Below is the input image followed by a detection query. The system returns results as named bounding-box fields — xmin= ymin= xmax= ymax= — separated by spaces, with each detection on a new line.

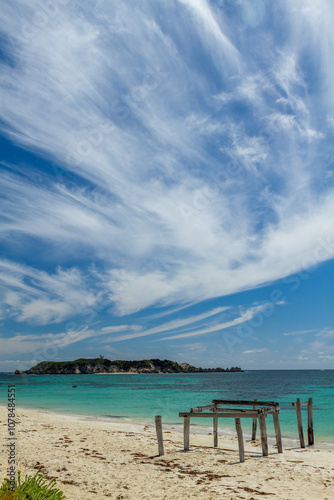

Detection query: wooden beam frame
xmin=179 ymin=409 xmax=270 ymax=460
xmin=180 ymin=399 xmax=283 ymax=461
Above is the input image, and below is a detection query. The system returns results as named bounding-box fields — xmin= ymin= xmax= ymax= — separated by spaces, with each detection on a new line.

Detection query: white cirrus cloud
xmin=0 ymin=0 xmax=333 ymax=326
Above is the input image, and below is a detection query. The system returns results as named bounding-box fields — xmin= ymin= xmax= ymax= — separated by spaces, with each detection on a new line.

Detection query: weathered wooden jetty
xmin=179 ymin=399 xmax=283 ymax=462
xmin=155 ymin=397 xmax=315 ymax=459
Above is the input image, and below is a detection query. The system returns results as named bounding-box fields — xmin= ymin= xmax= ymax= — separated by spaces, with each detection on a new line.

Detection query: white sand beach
xmin=1 ymin=406 xmax=333 ymax=499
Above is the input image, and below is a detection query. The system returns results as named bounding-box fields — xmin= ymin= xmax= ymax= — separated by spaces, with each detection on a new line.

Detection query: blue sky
xmin=1 ymin=0 xmax=334 ymax=372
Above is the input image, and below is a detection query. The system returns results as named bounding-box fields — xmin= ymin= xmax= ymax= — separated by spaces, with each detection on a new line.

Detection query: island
xmin=15 ymin=358 xmax=243 ymax=375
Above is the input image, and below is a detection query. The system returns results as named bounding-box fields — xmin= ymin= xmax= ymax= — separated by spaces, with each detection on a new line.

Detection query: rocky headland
xmin=15 ymin=358 xmax=243 ymax=375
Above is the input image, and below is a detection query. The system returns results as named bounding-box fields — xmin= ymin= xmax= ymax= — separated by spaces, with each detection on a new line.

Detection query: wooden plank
xmin=307 ymin=398 xmax=314 ymax=446
xmin=212 ymin=399 xmax=279 ymax=407
xmin=213 ymin=408 xmax=261 ymax=414
xmin=258 ymin=413 xmax=268 ymax=457
xmin=252 ymin=399 xmax=257 ymax=441
xmin=210 ymin=407 xmax=275 ymax=414
xmin=235 ymin=418 xmax=245 ymax=463
xmin=292 ymin=401 xmax=308 ymax=406
xmin=295 ymin=398 xmax=305 ymax=448
xmin=258 ymin=408 xmax=276 ymax=414
xmin=273 ymin=410 xmax=283 ymax=453
xmin=179 ymin=411 xmax=261 ymax=419
xmin=184 ymin=415 xmax=190 ymax=451
xmin=213 ymin=407 xmax=218 ymax=448
xmin=155 ymin=415 xmax=164 ymax=456
xmin=191 ymin=404 xmax=216 ymax=412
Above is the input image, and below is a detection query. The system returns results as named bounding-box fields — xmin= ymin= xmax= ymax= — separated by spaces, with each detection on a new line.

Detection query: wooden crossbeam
xmin=209 ymin=407 xmax=276 ymax=414
xmin=191 ymin=403 xmax=216 ymax=412
xmin=212 ymin=399 xmax=279 ymax=407
xmin=210 ymin=408 xmax=255 ymax=413
xmin=179 ymin=411 xmax=264 ymax=419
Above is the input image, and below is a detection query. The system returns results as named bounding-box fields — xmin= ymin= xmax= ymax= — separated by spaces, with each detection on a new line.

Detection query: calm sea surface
xmin=1 ymin=370 xmax=333 ymax=444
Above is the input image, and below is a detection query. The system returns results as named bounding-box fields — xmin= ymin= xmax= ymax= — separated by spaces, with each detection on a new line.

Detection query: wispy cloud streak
xmin=0 ymin=0 xmax=333 ymax=328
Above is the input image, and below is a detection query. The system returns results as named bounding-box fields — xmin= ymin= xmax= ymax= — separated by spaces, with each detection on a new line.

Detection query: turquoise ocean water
xmin=0 ymin=370 xmax=333 ymax=445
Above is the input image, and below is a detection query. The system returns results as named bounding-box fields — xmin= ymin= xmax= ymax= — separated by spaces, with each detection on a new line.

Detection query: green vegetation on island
xmin=15 ymin=358 xmax=243 ymax=375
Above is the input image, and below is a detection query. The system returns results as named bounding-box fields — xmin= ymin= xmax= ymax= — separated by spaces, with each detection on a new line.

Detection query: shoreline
xmin=0 ymin=406 xmax=333 ymax=499
xmin=13 ymin=372 xmax=151 ymax=376
xmin=12 ymin=371 xmax=242 ymax=375
xmin=1 ymin=402 xmax=333 ymax=448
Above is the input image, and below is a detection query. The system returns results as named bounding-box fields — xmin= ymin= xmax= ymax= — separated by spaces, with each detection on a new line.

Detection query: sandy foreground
xmin=0 ymin=406 xmax=333 ymax=500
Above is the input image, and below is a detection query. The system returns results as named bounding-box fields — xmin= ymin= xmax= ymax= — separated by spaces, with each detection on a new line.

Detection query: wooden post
xmin=258 ymin=412 xmax=268 ymax=457
xmin=213 ymin=405 xmax=218 ymax=448
xmin=235 ymin=418 xmax=244 ymax=462
xmin=184 ymin=415 xmax=190 ymax=451
xmin=252 ymin=399 xmax=257 ymax=441
xmin=273 ymin=410 xmax=283 ymax=453
xmin=295 ymin=398 xmax=305 ymax=448
xmin=155 ymin=416 xmax=164 ymax=456
xmin=307 ymin=398 xmax=314 ymax=446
